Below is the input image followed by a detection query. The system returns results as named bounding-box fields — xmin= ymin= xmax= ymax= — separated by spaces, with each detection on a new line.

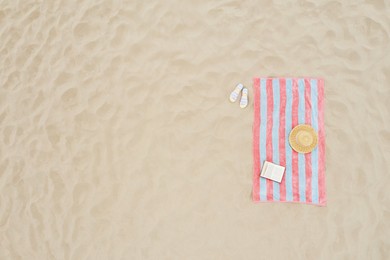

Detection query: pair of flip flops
xmin=229 ymin=83 xmax=248 ymax=108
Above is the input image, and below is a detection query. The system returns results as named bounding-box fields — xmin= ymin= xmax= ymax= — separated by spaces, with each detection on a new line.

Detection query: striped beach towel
xmin=252 ymin=77 xmax=326 ymax=206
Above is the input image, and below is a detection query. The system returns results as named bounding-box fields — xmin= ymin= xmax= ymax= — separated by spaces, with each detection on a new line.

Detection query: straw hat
xmin=289 ymin=124 xmax=318 ymax=153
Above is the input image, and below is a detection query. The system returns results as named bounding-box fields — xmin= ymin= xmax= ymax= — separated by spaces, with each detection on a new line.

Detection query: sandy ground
xmin=1 ymin=0 xmax=390 ymax=259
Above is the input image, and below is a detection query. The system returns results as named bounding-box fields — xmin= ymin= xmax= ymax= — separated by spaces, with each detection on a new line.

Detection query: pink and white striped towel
xmin=252 ymin=77 xmax=326 ymax=206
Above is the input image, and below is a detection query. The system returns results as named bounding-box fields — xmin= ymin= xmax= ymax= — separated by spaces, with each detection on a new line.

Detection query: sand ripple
xmin=0 ymin=0 xmax=389 ymax=259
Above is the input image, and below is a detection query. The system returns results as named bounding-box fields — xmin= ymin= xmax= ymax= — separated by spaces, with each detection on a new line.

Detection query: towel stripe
xmin=298 ymin=79 xmax=306 ymax=202
xmin=318 ymin=79 xmax=326 ymax=205
xmin=266 ymin=78 xmax=274 ymax=201
xmin=272 ymin=79 xmax=280 ymax=201
xmin=291 ymin=80 xmax=299 ymax=202
xmin=304 ymin=79 xmax=312 ymax=203
xmin=310 ymin=79 xmax=319 ymax=204
xmin=259 ymin=79 xmax=267 ymax=201
xmin=279 ymin=79 xmax=286 ymax=201
xmin=285 ymin=79 xmax=293 ymax=201
xmin=252 ymin=78 xmax=260 ymax=201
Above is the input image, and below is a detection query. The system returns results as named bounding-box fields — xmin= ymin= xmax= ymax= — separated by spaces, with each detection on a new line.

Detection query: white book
xmin=260 ymin=161 xmax=285 ymax=183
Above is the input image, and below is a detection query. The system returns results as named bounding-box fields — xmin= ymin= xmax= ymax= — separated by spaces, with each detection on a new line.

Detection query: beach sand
xmin=1 ymin=0 xmax=389 ymax=259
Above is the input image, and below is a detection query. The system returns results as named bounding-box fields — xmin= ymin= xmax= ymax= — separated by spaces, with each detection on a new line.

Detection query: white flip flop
xmin=229 ymin=83 xmax=244 ymax=103
xmin=240 ymin=87 xmax=248 ymax=108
